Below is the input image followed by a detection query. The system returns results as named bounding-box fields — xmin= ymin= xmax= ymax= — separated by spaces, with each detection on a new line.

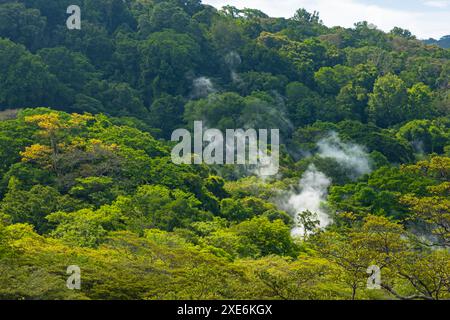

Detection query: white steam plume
xmin=279 ymin=132 xmax=372 ymax=238
xmin=317 ymin=132 xmax=371 ymax=178
xmin=281 ymin=165 xmax=332 ymax=237
xmin=191 ymin=77 xmax=216 ymax=99
xmin=224 ymin=51 xmax=242 ymax=83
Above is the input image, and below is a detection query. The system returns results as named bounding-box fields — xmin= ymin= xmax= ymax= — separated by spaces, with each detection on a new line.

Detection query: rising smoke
xmin=317 ymin=132 xmax=371 ymax=178
xmin=224 ymin=51 xmax=242 ymax=83
xmin=191 ymin=77 xmax=217 ymax=99
xmin=286 ymin=164 xmax=332 ymax=237
xmin=280 ymin=132 xmax=372 ymax=238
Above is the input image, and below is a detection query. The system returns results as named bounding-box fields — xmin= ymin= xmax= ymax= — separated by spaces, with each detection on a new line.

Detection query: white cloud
xmin=423 ymin=1 xmax=450 ymax=8
xmin=203 ymin=0 xmax=450 ymax=39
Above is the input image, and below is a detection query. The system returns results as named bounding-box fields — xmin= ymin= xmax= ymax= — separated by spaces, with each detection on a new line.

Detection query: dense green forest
xmin=0 ymin=0 xmax=449 ymax=300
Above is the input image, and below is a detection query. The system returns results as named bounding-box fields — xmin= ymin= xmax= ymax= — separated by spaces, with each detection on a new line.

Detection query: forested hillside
xmin=0 ymin=0 xmax=449 ymax=300
xmin=424 ymin=35 xmax=450 ymax=49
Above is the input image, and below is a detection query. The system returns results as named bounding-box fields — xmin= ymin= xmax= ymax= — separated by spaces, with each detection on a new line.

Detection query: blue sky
xmin=202 ymin=0 xmax=450 ymax=39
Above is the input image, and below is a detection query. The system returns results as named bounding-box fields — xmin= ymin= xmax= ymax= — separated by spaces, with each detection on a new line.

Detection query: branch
xmin=381 ymin=284 xmax=435 ymax=301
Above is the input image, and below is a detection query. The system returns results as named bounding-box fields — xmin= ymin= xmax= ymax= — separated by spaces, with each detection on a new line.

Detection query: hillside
xmin=0 ymin=0 xmax=449 ymax=300
xmin=424 ymin=35 xmax=450 ymax=49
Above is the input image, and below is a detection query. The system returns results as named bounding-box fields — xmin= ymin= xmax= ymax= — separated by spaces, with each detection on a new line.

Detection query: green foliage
xmin=368 ymin=74 xmax=408 ymax=127
xmin=0 ymin=0 xmax=449 ymax=301
xmin=0 ymin=2 xmax=46 ymax=51
xmin=397 ymin=118 xmax=450 ymax=154
xmin=139 ymin=29 xmax=201 ymax=100
xmin=0 ymin=38 xmax=67 ymax=108
xmin=1 ymin=184 xmax=84 ymax=233
xmin=114 ymin=184 xmax=212 ymax=233
xmin=203 ymin=216 xmax=298 ymax=258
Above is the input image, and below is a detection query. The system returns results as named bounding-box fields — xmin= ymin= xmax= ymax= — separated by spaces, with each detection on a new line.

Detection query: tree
xmin=46 ymin=201 xmax=126 ymax=248
xmin=0 ymin=184 xmax=83 ymax=233
xmin=69 ymin=176 xmax=118 ymax=207
xmin=0 ymin=2 xmax=47 ymax=51
xmin=391 ymin=250 xmax=450 ymax=300
xmin=234 ymin=72 xmax=288 ymax=96
xmin=295 ymin=210 xmax=321 ymax=238
xmin=148 ymin=94 xmax=185 ymax=139
xmin=0 ymin=39 xmax=66 ymax=108
xmin=23 ymin=111 xmax=93 ymax=161
xmin=145 ymin=1 xmax=190 ymax=33
xmin=402 ymin=194 xmax=450 ymax=248
xmin=220 ymin=5 xmax=241 ymax=18
xmin=314 ymin=65 xmax=354 ymax=95
xmin=315 ymin=216 xmax=409 ymax=300
xmin=336 ymin=84 xmax=369 ymax=122
xmin=406 ymin=83 xmax=434 ymax=120
xmin=240 ymin=8 xmax=269 ymax=19
xmin=237 ymin=256 xmax=343 ymax=300
xmin=240 ymin=39 xmax=296 ymax=78
xmin=280 ymin=38 xmax=333 ymax=84
xmin=293 ymin=9 xmax=320 ymax=25
xmin=111 ymin=32 xmax=140 ymax=86
xmin=286 ymin=82 xmax=319 ymax=125
xmin=97 ymin=82 xmax=149 ymax=119
xmin=210 ymin=18 xmax=244 ymax=54
xmin=390 ymin=27 xmax=415 ymax=40
xmin=220 ymin=197 xmax=277 ymax=223
xmin=139 ymin=30 xmax=200 ymax=100
xmin=400 ymin=156 xmax=450 ymax=247
xmin=82 ymin=0 xmax=136 ymax=33
xmin=368 ymin=74 xmax=408 ymax=127
xmin=400 ymin=57 xmax=443 ymax=89
xmin=185 ymin=92 xmax=244 ymax=129
xmin=114 ymin=184 xmax=211 ymax=233
xmin=38 ymin=47 xmax=97 ymax=91
xmin=352 ymin=21 xmax=388 ymax=48
xmin=56 ymin=22 xmax=114 ymax=68
xmin=397 ymin=119 xmax=449 ymax=154
xmin=232 ymin=216 xmax=298 ymax=258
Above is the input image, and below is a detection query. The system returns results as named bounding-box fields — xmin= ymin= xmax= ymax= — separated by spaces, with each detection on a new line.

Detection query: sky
xmin=202 ymin=0 xmax=450 ymax=39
